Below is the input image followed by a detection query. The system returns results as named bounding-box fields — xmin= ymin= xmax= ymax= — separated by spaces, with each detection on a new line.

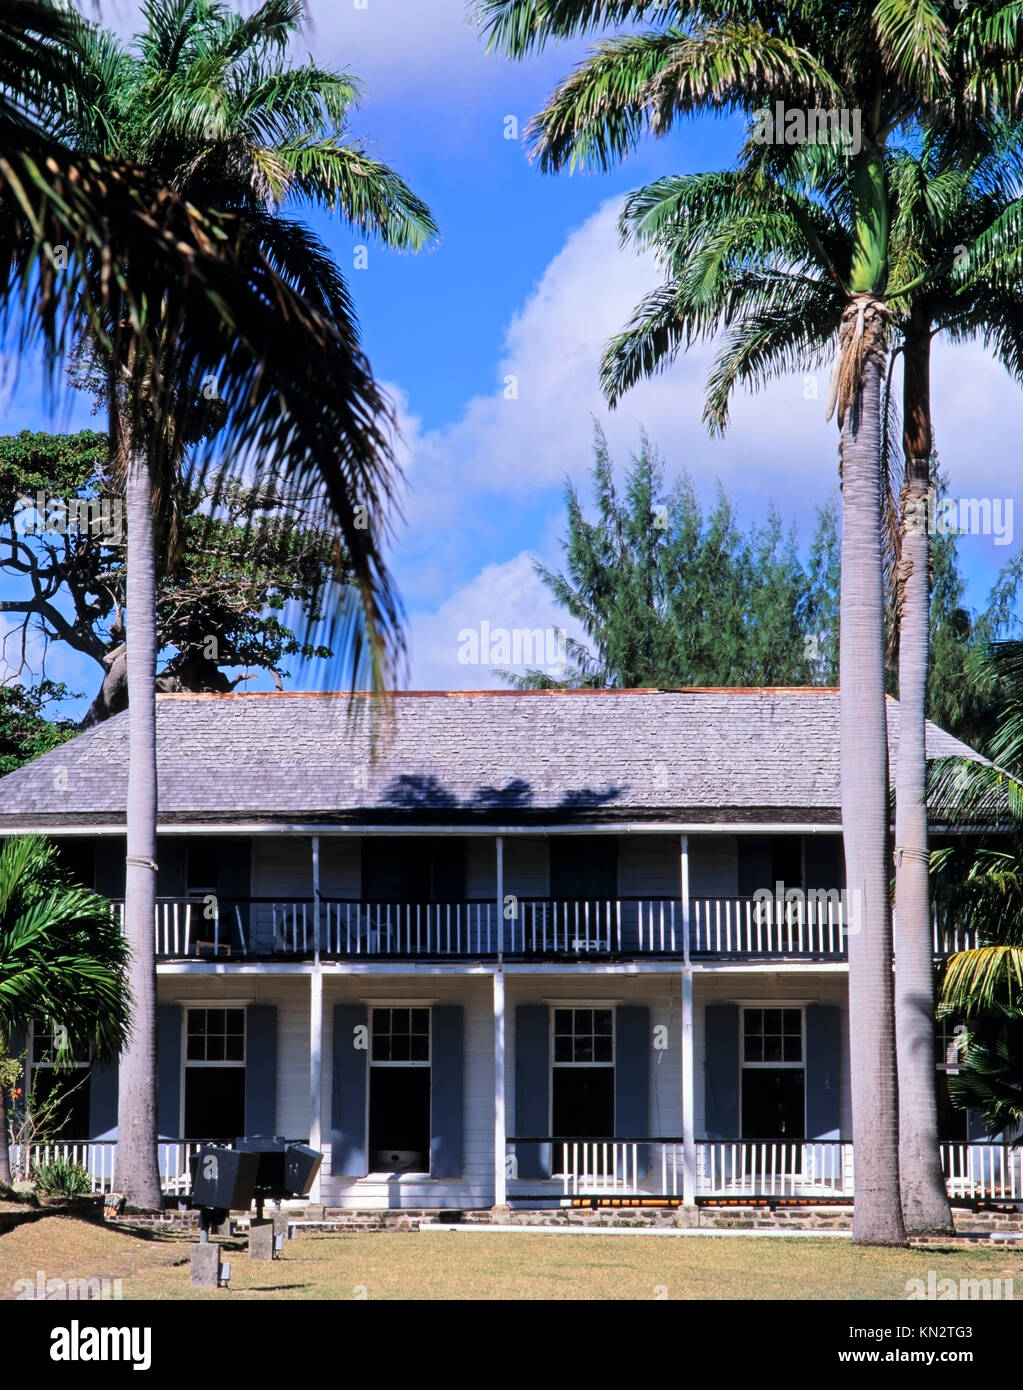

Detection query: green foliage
xmin=32 ymin=1156 xmax=92 ymax=1197
xmin=0 ymin=835 xmax=130 ymax=1064
xmin=502 ymin=424 xmax=839 ymax=689
xmin=0 ymin=429 xmax=347 ymax=715
xmin=0 ymin=682 xmax=78 ymax=775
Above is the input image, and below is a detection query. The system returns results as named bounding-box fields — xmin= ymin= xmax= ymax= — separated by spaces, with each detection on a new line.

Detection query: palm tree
xmin=3 ymin=1 xmax=433 ymax=1209
xmin=473 ymin=0 xmax=1023 ymax=1244
xmin=0 ymin=835 xmax=130 ymax=1184
xmin=929 ymin=640 xmax=1023 ymax=1138
xmin=601 ymin=131 xmax=1023 ymax=1231
xmin=54 ymin=0 xmax=435 ymax=1211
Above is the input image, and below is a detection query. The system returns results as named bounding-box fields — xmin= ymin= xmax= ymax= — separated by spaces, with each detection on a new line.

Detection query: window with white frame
xmin=29 ymin=1022 xmax=91 ymax=1139
xmin=741 ymin=1008 xmax=805 ymax=1141
xmin=369 ymin=1007 xmax=431 ymax=1171
xmin=552 ymin=1008 xmax=615 ymax=1172
xmin=184 ymin=1008 xmax=245 ymax=1141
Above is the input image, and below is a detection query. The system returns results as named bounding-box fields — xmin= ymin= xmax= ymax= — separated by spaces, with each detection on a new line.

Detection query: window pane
xmin=186 ymin=1036 xmax=205 ymax=1062
xmin=554 ymin=1036 xmax=573 ymax=1063
xmin=575 ymin=1009 xmax=592 ymax=1035
xmin=764 ymin=1009 xmax=782 ymax=1033
xmin=225 ymin=1035 xmax=244 ymax=1062
xmin=553 ymin=1010 xmax=572 ymax=1036
xmin=206 ymin=1009 xmax=225 ymax=1035
xmin=744 ymin=1011 xmax=761 ymax=1036
xmin=594 ymin=1037 xmax=613 ymax=1063
xmin=390 ymin=1035 xmax=411 ymax=1062
xmin=392 ymin=1009 xmax=410 ymax=1035
xmin=411 ymin=1009 xmax=429 ymax=1034
xmin=205 ymin=1035 xmax=225 ymax=1062
xmin=594 ymin=1010 xmax=613 ymax=1036
xmin=226 ymin=1010 xmax=245 ymax=1036
xmin=372 ymin=1009 xmax=390 ymax=1036
xmin=783 ymin=1010 xmax=801 ymax=1035
xmin=410 ymin=1035 xmax=429 ymax=1063
xmin=575 ymin=1036 xmax=593 ymax=1063
xmin=744 ymin=1036 xmax=763 ymax=1063
xmin=763 ymin=1035 xmax=782 ymax=1063
xmin=783 ymin=1035 xmax=802 ymax=1063
xmin=372 ymin=1035 xmax=390 ymax=1062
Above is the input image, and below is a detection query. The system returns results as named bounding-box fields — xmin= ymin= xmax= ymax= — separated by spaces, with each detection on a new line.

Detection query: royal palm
xmin=474 ymin=0 xmax=1023 ymax=1244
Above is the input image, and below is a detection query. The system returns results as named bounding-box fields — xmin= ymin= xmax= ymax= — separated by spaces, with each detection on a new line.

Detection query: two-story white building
xmin=1 ymin=687 xmax=1014 ymax=1212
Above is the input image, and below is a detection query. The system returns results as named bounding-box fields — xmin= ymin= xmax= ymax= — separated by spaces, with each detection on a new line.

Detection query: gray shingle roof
xmin=0 ymin=689 xmax=981 ymax=829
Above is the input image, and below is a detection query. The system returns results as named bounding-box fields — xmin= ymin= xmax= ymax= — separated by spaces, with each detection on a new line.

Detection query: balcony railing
xmin=114 ymin=895 xmax=972 ymax=962
xmin=698 ymin=1140 xmax=853 ymax=1198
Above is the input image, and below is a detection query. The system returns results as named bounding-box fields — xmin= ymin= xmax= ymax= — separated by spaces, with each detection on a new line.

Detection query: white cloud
xmin=393 ymin=196 xmax=1023 ymax=686
xmin=406 ymin=550 xmax=586 ymax=689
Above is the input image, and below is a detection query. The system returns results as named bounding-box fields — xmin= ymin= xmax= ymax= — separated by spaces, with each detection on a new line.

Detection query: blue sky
xmin=3 ymin=0 xmax=1021 ymax=713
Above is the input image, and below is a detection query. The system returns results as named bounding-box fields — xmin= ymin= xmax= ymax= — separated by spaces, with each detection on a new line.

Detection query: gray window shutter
xmin=245 ymin=1005 xmax=277 ymax=1139
xmin=430 ymin=1006 xmax=463 ymax=1178
xmin=515 ymin=1005 xmax=550 ymax=1179
xmin=805 ymin=1004 xmax=841 ymax=1139
xmin=157 ymin=1005 xmax=182 ymax=1138
xmin=615 ymin=1006 xmax=650 ymax=1177
xmin=704 ymin=1003 xmax=739 ymax=1138
xmin=331 ymin=1004 xmax=368 ymax=1177
xmin=89 ymin=1060 xmax=118 ymax=1139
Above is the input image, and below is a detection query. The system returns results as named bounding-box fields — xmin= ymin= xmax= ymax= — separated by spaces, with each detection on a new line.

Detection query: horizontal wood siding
xmin=694 ymin=974 xmax=850 ymax=1138
xmin=319 ymin=976 xmax=494 ymax=1209
xmin=689 ymin=835 xmax=738 ymax=898
xmin=506 ymin=975 xmax=682 ymax=1200
xmin=618 ymin=835 xmax=678 ymax=898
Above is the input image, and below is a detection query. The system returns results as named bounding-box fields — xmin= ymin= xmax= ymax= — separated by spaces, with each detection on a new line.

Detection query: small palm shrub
xmin=33 ymin=1157 xmax=93 ymax=1197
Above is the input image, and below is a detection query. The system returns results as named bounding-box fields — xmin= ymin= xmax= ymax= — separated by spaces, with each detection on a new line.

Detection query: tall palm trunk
xmin=113 ymin=441 xmax=163 ymax=1211
xmin=895 ymin=321 xmax=953 ymax=1233
xmin=839 ymin=297 xmax=907 ymax=1246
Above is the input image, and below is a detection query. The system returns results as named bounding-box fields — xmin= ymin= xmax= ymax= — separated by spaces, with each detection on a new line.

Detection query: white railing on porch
xmin=697 ymin=1141 xmax=854 ymax=1197
xmin=690 ymin=898 xmax=846 ymax=956
xmin=555 ymin=1141 xmax=685 ymax=1197
xmin=941 ymin=1143 xmax=1022 ymax=1201
xmin=9 ymin=1141 xmax=208 ymax=1196
xmin=114 ymin=900 xmax=245 ymax=958
xmin=324 ymin=900 xmax=496 ymax=955
xmin=116 ymin=894 xmax=976 ymax=961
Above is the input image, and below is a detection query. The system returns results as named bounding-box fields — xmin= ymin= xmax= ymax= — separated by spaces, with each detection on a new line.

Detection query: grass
xmin=0 ymin=1216 xmax=1021 ymax=1299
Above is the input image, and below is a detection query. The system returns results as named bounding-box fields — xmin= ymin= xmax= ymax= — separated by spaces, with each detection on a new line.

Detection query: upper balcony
xmin=117 ymin=895 xmax=975 ymax=963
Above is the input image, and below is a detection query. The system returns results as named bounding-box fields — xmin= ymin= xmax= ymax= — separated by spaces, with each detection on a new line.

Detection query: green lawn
xmin=1 ymin=1217 xmax=1021 ymax=1299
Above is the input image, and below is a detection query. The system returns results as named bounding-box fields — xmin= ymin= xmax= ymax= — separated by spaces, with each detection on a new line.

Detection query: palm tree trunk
xmin=895 ymin=325 xmax=953 ymax=1233
xmin=113 ymin=441 xmax=164 ymax=1211
xmin=839 ymin=298 xmax=906 ymax=1245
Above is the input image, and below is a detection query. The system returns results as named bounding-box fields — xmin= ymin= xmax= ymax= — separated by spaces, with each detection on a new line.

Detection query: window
xmin=184 ymin=1008 xmax=245 ymax=1141
xmin=741 ymin=1008 xmax=805 ymax=1142
xmin=552 ymin=1008 xmax=615 ymax=1172
xmin=362 ymin=841 xmax=465 ymax=902
xmin=29 ymin=1023 xmax=91 ymax=1140
xmin=369 ymin=1008 xmax=431 ymax=1170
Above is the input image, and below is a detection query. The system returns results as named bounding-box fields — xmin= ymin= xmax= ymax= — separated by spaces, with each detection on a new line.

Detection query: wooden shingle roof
xmin=0 ymin=688 xmax=981 ymax=829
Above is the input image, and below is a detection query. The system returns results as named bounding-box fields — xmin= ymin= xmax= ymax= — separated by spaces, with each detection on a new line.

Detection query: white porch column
xmin=496 ymin=834 xmax=505 ymax=959
xmin=680 ymin=833 xmax=691 ymax=968
xmin=309 ymin=964 xmax=323 ymax=1202
xmin=493 ymin=968 xmax=507 ymax=1208
xmin=681 ymin=967 xmax=697 ymax=1206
